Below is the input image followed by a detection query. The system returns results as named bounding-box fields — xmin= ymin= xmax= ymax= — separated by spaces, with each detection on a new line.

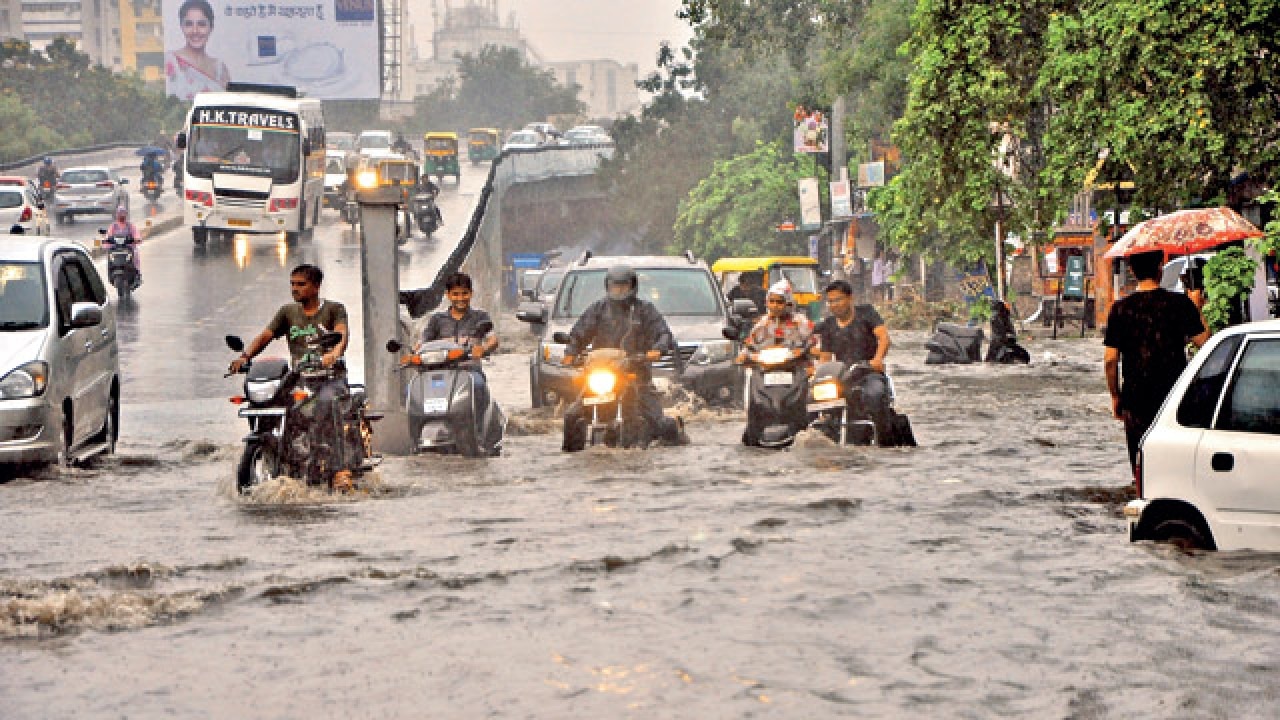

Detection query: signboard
xmin=958 ymin=261 xmax=998 ymax=305
xmin=857 ymin=161 xmax=885 ymax=188
xmin=808 ymin=235 xmax=820 ymax=261
xmin=798 ymin=177 xmax=822 ymax=230
xmin=830 ymin=175 xmax=852 ymax=220
xmin=793 ymin=107 xmax=829 ymax=154
xmin=162 ymin=0 xmax=380 ymax=100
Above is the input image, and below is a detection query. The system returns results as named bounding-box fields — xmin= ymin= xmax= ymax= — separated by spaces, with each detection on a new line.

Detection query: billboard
xmin=793 ymin=106 xmax=828 ymax=154
xmin=798 ymin=176 xmax=822 ymax=230
xmin=162 ymin=0 xmax=380 ymax=100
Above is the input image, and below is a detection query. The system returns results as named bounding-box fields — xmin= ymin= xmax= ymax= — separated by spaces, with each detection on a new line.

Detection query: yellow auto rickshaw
xmin=423 ymin=132 xmax=461 ymax=184
xmin=467 ymin=128 xmax=500 ymax=164
xmin=712 ymin=256 xmax=825 ymax=321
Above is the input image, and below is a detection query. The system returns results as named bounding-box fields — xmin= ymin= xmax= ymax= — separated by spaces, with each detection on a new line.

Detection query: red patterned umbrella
xmin=1103 ymin=207 xmax=1263 ymax=259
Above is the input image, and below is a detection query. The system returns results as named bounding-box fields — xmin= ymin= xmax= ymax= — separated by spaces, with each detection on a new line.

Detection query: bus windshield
xmin=187 ymin=107 xmax=301 ymax=184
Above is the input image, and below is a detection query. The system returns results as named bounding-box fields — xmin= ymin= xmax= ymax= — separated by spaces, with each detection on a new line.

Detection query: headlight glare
xmin=758 ymin=347 xmax=792 ymax=366
xmin=812 ymin=381 xmax=841 ymax=402
xmin=0 ymin=361 xmax=49 ymax=399
xmin=586 ymin=369 xmax=617 ymax=396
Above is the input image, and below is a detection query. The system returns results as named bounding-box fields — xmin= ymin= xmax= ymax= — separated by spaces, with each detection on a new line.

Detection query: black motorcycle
xmin=225 ymin=333 xmax=381 ymax=493
xmin=740 ymin=342 xmax=810 ymax=448
xmin=99 ymin=229 xmax=139 ymax=298
xmin=557 ymin=331 xmax=670 ymax=450
xmin=412 ymin=191 xmax=440 ymax=236
xmin=387 ymin=326 xmax=506 ymax=457
xmin=141 ymin=173 xmax=163 ymax=202
xmin=808 ymin=361 xmax=916 ymax=447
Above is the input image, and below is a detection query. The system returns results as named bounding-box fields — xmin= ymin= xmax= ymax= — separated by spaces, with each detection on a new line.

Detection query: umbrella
xmin=1104 ymin=207 xmax=1262 ymax=259
xmin=134 ymin=146 xmax=168 ymax=157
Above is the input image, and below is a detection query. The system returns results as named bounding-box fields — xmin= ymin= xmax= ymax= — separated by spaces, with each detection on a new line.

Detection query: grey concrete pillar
xmin=357 ymin=190 xmax=413 ymax=455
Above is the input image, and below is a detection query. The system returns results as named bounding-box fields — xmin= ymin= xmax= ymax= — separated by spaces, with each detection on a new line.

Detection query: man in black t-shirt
xmin=1104 ymin=250 xmax=1210 ymax=479
xmin=813 ymin=280 xmax=894 ymax=445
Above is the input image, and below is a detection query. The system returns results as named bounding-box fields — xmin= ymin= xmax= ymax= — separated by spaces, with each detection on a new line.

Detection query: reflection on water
xmin=275 ymin=236 xmax=289 ymax=267
xmin=233 ymin=234 xmax=249 ymax=269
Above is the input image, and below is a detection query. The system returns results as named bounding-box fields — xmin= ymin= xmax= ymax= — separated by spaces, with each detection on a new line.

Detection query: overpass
xmin=403 ymin=144 xmax=615 ymax=318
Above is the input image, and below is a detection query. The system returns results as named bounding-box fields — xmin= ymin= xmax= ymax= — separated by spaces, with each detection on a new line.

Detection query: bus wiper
xmin=0 ymin=321 xmax=41 ymax=330
xmin=221 ymin=145 xmax=246 ymax=161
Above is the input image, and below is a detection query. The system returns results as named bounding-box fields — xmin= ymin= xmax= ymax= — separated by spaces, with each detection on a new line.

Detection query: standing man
xmin=814 ymin=279 xmax=893 ymax=444
xmin=228 ymin=264 xmax=353 ymax=487
xmin=421 ymin=272 xmax=498 ymax=410
xmin=1103 ymin=250 xmax=1211 ymax=480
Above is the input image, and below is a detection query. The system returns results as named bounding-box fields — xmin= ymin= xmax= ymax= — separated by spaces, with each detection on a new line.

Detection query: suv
xmin=517 ymin=253 xmax=744 ymax=408
xmin=0 ymin=237 xmax=120 ymax=465
xmin=1125 ymin=318 xmax=1280 ymax=551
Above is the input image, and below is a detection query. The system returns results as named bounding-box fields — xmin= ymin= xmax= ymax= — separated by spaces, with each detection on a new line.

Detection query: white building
xmin=1 ymin=0 xmax=23 ymax=40
xmin=546 ymin=59 xmax=640 ymax=119
xmin=19 ymin=0 xmax=120 ymax=68
xmin=405 ymin=0 xmax=532 ymax=100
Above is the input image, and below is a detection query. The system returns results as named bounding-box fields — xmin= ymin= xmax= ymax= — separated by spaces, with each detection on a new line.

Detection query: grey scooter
xmin=387 ymin=327 xmax=506 ymax=457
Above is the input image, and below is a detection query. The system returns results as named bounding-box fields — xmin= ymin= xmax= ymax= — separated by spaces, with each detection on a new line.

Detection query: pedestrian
xmin=1103 ymin=250 xmax=1211 ymax=481
xmin=871 ymin=252 xmax=888 ymax=302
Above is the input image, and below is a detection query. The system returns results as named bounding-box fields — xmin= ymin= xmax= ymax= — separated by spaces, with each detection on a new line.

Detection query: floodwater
xmin=5 ymin=328 xmax=1279 ymax=718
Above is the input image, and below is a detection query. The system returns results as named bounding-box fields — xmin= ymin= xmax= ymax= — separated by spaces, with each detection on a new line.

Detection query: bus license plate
xmin=764 ymin=372 xmax=792 ymax=387
xmin=227 ymin=218 xmax=252 ymax=227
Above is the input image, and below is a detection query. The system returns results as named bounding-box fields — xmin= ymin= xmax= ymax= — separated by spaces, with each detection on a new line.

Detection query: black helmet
xmin=604 ymin=265 xmax=638 ymax=303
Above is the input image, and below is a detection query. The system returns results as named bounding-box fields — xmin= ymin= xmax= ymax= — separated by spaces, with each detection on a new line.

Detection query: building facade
xmin=1 ymin=0 xmax=23 ymax=40
xmin=546 ymin=59 xmax=640 ymax=119
xmin=118 ymin=0 xmax=161 ymax=81
xmin=19 ymin=0 xmax=120 ymax=69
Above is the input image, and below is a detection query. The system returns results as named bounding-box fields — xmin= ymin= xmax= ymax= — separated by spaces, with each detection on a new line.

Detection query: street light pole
xmin=995 ymin=185 xmax=1008 ymax=301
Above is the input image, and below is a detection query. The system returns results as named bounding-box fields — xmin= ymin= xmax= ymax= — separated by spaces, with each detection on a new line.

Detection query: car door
xmin=1197 ymin=333 xmax=1280 ymax=520
xmin=51 ymin=251 xmax=108 ymax=443
xmin=67 ymin=250 xmax=114 ymax=432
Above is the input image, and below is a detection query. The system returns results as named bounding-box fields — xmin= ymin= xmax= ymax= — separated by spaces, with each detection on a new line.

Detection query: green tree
xmin=0 ymin=95 xmax=63 ymax=160
xmin=674 ymin=141 xmax=809 ymax=259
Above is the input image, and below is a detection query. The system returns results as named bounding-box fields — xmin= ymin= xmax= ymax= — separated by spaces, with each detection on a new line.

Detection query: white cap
xmin=767 ymin=280 xmax=793 ymax=304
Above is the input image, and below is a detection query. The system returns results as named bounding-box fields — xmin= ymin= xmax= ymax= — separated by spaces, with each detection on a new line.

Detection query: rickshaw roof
xmin=711 ymin=257 xmax=819 ymax=273
xmin=424 ymin=132 xmax=459 ymax=140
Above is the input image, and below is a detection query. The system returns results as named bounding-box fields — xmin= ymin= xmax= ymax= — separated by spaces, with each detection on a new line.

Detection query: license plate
xmin=807 ymin=400 xmax=845 ymax=413
xmin=764 ymin=372 xmax=793 ymax=387
xmin=652 ymin=377 xmax=671 ymax=392
xmin=227 ymin=218 xmax=252 ymax=227
xmin=423 ymin=397 xmax=448 ymax=414
xmin=584 ymin=393 xmax=615 ymax=406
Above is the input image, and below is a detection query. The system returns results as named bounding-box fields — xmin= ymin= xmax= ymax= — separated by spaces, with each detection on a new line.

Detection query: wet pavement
xmin=4 ymin=172 xmax=1280 ymax=717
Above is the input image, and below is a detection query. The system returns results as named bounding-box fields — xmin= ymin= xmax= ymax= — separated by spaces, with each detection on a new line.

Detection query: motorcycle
xmin=386 ymin=327 xmax=506 ymax=457
xmin=557 ymin=332 xmax=670 ymax=450
xmin=141 ymin=173 xmax=163 ymax=202
xmin=739 ymin=342 xmax=810 ymax=448
xmin=99 ymin=228 xmax=139 ymax=298
xmin=412 ymin=191 xmax=440 ymax=236
xmin=807 ymin=361 xmax=917 ymax=447
xmin=39 ymin=179 xmax=56 ymax=207
xmin=225 ymin=333 xmax=382 ymax=493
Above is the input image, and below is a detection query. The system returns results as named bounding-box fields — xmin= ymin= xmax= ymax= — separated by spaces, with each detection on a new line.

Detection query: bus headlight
xmin=587 ymin=369 xmax=617 ymax=396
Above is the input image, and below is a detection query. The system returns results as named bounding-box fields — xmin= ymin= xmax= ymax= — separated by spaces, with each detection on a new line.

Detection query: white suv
xmin=1126 ymin=319 xmax=1280 ymax=551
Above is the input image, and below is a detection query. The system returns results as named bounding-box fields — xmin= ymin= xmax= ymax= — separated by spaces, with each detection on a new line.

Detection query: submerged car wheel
xmin=1151 ymin=518 xmax=1212 ymax=551
xmin=54 ymin=406 xmax=74 ymax=468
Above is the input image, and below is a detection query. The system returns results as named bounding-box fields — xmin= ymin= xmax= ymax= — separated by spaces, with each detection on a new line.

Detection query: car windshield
xmin=359 ymin=134 xmax=390 ymax=150
xmin=0 ymin=191 xmax=24 ymax=209
xmin=554 ymin=268 xmax=722 ymax=318
xmin=772 ymin=265 xmax=820 ymax=294
xmin=62 ymin=170 xmax=108 ymax=184
xmin=539 ymin=269 xmax=564 ymax=294
xmin=187 ymin=111 xmax=301 ymax=184
xmin=325 ymin=158 xmax=344 ymax=174
xmin=0 ymin=262 xmax=49 ymax=329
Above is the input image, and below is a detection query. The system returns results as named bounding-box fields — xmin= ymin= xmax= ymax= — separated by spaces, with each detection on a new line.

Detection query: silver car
xmin=0 ymin=237 xmax=119 ymax=465
xmin=53 ymin=166 xmax=129 ymax=223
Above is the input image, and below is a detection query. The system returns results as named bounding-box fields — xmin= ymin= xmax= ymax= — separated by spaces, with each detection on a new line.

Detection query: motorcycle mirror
xmin=98 ymin=228 xmax=107 ymax=235
xmin=386 ymin=339 xmax=403 ymax=353
xmin=721 ymin=323 xmax=740 ymax=341
xmin=475 ymin=321 xmax=494 ymax=336
xmin=225 ymin=335 xmax=245 ymax=352
xmin=551 ymin=331 xmax=571 ymax=345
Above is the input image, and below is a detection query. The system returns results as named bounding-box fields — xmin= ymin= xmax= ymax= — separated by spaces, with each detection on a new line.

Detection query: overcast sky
xmin=414 ymin=1 xmax=694 ymax=74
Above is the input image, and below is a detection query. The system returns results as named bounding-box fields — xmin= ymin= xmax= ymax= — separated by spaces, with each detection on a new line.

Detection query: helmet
xmin=43 ymin=157 xmax=52 ymax=165
xmin=604 ymin=265 xmax=638 ymax=303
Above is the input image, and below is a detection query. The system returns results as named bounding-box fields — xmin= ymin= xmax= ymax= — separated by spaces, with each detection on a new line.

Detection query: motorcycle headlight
xmin=0 ymin=361 xmax=49 ymax=399
xmin=421 ymin=349 xmax=449 ymax=365
xmin=245 ymin=379 xmax=282 ymax=404
xmin=690 ymin=340 xmax=733 ymax=365
xmin=542 ymin=342 xmax=566 ymax=365
xmin=812 ymin=380 xmax=841 ymax=402
xmin=586 ymin=369 xmax=617 ymax=396
xmin=758 ymin=347 xmax=792 ymax=366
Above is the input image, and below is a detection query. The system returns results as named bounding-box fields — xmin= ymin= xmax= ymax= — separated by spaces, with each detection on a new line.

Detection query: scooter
xmin=412 ymin=191 xmax=440 ymax=236
xmin=99 ymin=228 xmax=139 ymax=298
xmin=386 ymin=329 xmax=506 ymax=457
xmin=740 ymin=342 xmax=810 ymax=448
xmin=225 ymin=333 xmax=382 ymax=493
xmin=807 ymin=361 xmax=917 ymax=447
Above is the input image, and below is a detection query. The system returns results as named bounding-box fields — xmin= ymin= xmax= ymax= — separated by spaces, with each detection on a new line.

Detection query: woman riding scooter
xmin=105 ymin=206 xmax=143 ymax=288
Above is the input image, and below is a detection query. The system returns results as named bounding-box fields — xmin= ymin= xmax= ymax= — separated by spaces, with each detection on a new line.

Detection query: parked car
xmin=0 ymin=184 xmax=51 ymax=235
xmin=503 ymin=131 xmax=543 ymax=152
xmin=516 ymin=252 xmax=746 ymax=408
xmin=53 ymin=167 xmax=128 ymax=223
xmin=1125 ymin=318 xmax=1280 ymax=551
xmin=0 ymin=237 xmax=120 ymax=466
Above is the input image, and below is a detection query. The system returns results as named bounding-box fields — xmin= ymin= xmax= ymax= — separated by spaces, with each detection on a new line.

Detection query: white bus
xmin=178 ymin=83 xmax=325 ymax=246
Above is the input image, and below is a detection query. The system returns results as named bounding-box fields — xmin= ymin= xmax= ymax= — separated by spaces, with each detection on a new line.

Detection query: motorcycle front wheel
xmin=235 ymin=441 xmax=276 ymax=494
xmin=113 ymin=274 xmax=131 ymax=299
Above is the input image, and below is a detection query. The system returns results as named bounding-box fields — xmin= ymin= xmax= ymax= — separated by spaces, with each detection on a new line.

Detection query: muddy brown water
xmin=3 ymin=332 xmax=1279 ymax=718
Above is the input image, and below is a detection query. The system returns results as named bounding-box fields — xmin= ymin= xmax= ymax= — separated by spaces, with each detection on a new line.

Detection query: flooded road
xmin=4 ymin=186 xmax=1280 ymax=717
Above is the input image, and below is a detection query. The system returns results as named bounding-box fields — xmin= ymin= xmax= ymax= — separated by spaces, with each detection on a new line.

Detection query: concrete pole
xmin=830 ymin=96 xmax=848 ymax=274
xmin=357 ymin=189 xmax=413 ymax=455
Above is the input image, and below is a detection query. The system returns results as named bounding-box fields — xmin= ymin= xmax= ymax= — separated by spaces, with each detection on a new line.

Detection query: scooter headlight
xmin=421 ymin=349 xmax=449 ymax=365
xmin=586 ymin=369 xmax=617 ymax=396
xmin=758 ymin=347 xmax=792 ymax=366
xmin=246 ymin=379 xmax=282 ymax=404
xmin=812 ymin=380 xmax=841 ymax=402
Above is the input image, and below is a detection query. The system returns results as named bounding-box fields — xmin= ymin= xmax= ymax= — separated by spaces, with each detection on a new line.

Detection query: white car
xmin=0 ymin=184 xmax=51 ymax=236
xmin=53 ymin=166 xmax=129 ymax=223
xmin=565 ymin=125 xmax=612 ymax=146
xmin=323 ymin=150 xmax=347 ymax=207
xmin=503 ymin=131 xmax=543 ymax=152
xmin=1126 ymin=318 xmax=1280 ymax=551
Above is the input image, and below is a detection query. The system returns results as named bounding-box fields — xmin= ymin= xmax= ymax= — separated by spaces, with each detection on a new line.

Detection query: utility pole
xmin=830 ymin=95 xmax=848 ymax=275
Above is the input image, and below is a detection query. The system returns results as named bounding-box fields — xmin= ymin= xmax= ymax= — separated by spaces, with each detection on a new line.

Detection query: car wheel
xmin=529 ymin=363 xmax=543 ymax=409
xmin=94 ymin=388 xmax=119 ymax=456
xmin=54 ymin=406 xmax=74 ymax=468
xmin=1151 ymin=518 xmax=1211 ymax=551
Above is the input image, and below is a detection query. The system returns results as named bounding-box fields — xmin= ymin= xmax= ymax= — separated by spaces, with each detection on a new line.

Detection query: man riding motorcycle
xmin=36 ymin=157 xmax=59 ymax=201
xmin=105 ymin=205 xmax=143 ymax=287
xmin=560 ymin=265 xmax=685 ymax=451
xmin=228 ymin=264 xmax=355 ymax=488
xmin=139 ymin=150 xmax=165 ymax=181
xmin=812 ymin=279 xmax=893 ymax=445
xmin=420 ymin=272 xmax=498 ymax=408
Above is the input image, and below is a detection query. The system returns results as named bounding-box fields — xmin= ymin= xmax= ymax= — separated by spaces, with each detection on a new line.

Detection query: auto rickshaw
xmin=712 ymin=256 xmax=825 ymax=321
xmin=423 ymin=132 xmax=461 ymax=185
xmin=467 ymin=128 xmax=500 ymax=164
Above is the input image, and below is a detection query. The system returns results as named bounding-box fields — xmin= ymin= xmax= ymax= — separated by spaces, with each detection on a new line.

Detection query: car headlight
xmin=758 ymin=347 xmax=792 ymax=366
xmin=587 ymin=369 xmax=617 ymax=396
xmin=541 ymin=342 xmax=566 ymax=365
xmin=245 ymin=379 xmax=282 ymax=404
xmin=690 ymin=340 xmax=733 ymax=365
xmin=812 ymin=381 xmax=841 ymax=402
xmin=0 ymin=361 xmax=49 ymax=399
